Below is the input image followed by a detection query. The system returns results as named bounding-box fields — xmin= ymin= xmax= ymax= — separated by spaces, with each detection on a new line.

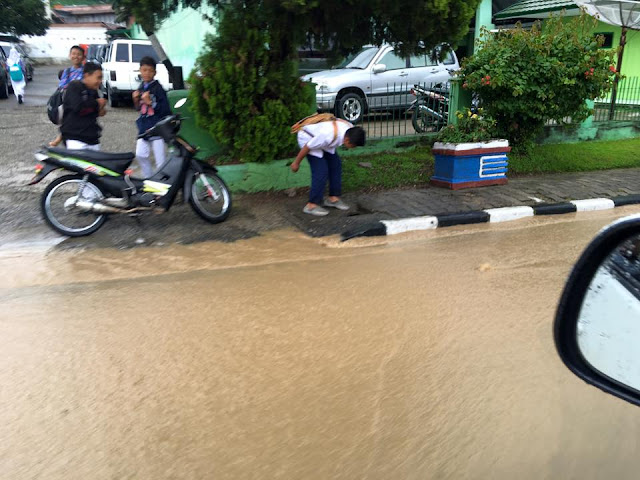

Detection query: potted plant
xmin=431 ymin=108 xmax=510 ymax=189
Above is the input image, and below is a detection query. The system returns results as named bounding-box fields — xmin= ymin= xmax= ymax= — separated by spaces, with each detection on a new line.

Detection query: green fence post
xmin=448 ymin=78 xmax=473 ymax=126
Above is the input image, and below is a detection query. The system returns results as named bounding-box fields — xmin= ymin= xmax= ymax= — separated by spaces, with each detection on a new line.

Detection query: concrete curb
xmin=341 ymin=195 xmax=640 ymax=242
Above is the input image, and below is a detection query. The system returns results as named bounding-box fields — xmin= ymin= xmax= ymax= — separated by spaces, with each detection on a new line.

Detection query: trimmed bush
xmin=461 ymin=13 xmax=619 ymax=151
xmin=189 ymin=8 xmax=315 ymax=163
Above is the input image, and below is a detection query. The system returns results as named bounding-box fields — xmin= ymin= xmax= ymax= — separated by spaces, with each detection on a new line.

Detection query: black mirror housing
xmin=555 ymin=214 xmax=640 ymax=407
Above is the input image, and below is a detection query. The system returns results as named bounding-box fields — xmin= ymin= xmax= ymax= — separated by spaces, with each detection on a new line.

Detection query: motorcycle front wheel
xmin=41 ymin=175 xmax=107 ymax=237
xmin=189 ymin=170 xmax=232 ymax=224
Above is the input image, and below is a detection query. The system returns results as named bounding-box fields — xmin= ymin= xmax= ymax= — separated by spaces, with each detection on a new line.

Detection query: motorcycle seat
xmin=47 ymin=147 xmax=135 ymax=174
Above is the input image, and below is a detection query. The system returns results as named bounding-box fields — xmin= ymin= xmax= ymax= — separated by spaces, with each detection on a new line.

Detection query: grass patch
xmin=342 ymin=144 xmax=434 ymax=192
xmin=509 ymin=138 xmax=640 ymax=175
xmin=340 ymin=137 xmax=640 ymax=193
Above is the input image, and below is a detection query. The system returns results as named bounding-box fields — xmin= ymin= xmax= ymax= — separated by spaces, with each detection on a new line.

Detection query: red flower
xmin=609 ymin=65 xmax=616 ymax=72
xmin=590 ymin=67 xmax=594 ymax=72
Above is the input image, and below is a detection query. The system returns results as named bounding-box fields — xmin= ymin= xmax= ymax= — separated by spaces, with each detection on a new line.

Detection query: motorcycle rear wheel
xmin=41 ymin=175 xmax=107 ymax=237
xmin=189 ymin=170 xmax=232 ymax=224
xmin=412 ymin=104 xmax=444 ymax=134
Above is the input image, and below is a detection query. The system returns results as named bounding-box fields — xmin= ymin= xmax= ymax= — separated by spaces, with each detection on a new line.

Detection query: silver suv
xmin=302 ymin=45 xmax=459 ymax=124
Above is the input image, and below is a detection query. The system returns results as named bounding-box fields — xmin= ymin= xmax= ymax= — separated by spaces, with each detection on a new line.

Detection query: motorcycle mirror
xmin=174 ymin=98 xmax=187 ymax=109
xmin=555 ymin=213 xmax=640 ymax=407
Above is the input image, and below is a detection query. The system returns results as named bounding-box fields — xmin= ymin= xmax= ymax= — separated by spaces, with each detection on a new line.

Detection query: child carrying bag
xmin=9 ymin=65 xmax=23 ymax=82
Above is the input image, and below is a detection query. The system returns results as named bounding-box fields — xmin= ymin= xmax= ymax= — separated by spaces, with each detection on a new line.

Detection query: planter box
xmin=431 ymin=140 xmax=511 ymax=190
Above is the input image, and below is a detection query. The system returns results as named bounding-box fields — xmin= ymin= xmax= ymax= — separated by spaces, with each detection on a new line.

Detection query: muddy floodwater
xmin=3 ymin=208 xmax=640 ymax=479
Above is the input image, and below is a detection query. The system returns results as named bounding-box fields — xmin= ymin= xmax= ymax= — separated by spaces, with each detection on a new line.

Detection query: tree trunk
xmin=145 ymin=30 xmax=184 ymax=89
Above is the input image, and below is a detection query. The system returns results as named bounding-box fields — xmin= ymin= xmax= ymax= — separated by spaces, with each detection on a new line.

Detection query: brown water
xmin=2 ymin=208 xmax=640 ymax=479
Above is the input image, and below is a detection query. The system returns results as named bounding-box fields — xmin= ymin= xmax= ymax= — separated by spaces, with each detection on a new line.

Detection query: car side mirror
xmin=555 ymin=214 xmax=640 ymax=407
xmin=372 ymin=64 xmax=386 ymax=74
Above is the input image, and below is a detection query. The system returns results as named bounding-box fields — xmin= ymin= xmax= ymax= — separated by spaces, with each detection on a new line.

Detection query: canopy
xmin=573 ymin=0 xmax=640 ymax=119
xmin=573 ymin=0 xmax=640 ymax=29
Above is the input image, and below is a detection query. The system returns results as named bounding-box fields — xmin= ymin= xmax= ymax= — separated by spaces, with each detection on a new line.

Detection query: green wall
xmin=130 ymin=5 xmax=217 ymax=79
xmin=560 ymin=17 xmax=640 ymax=78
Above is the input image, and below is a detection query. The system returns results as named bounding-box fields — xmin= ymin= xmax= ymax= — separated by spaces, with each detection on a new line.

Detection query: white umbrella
xmin=573 ymin=0 xmax=640 ymax=118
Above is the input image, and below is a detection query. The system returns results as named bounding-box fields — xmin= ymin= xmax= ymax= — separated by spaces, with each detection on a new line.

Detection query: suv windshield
xmin=344 ymin=47 xmax=379 ymax=69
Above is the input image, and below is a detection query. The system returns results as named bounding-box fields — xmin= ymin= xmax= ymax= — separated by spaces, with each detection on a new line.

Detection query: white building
xmin=20 ymin=2 xmax=124 ymax=64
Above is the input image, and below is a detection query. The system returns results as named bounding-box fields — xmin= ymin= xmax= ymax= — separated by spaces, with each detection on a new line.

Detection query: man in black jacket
xmin=61 ymin=62 xmax=106 ymax=151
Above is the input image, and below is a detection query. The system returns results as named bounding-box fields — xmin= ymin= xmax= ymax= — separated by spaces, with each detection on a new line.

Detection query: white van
xmin=101 ymin=39 xmax=173 ymax=107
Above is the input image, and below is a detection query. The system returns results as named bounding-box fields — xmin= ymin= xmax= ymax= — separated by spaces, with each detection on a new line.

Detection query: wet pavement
xmin=3 ymin=208 xmax=640 ymax=478
xmin=2 ymin=66 xmax=640 ymax=249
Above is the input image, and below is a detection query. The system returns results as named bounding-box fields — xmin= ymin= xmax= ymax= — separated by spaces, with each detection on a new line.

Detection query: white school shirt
xmin=297 ymin=121 xmax=353 ymax=158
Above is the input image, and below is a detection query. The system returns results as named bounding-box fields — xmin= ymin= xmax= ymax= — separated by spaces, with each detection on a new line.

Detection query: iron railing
xmin=594 ymin=76 xmax=640 ymax=122
xmin=355 ymin=82 xmax=450 ymax=139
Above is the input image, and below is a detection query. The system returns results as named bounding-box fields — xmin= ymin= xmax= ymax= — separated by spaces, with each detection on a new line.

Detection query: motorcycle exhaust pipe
xmin=75 ymin=199 xmax=123 ymax=214
xmin=75 ymin=200 xmax=154 ymax=214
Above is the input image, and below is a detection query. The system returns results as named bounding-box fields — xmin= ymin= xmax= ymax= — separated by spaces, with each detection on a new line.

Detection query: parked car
xmin=86 ymin=43 xmax=107 ymax=64
xmin=0 ymin=41 xmax=34 ymax=81
xmin=101 ymin=39 xmax=173 ymax=108
xmin=301 ymin=44 xmax=459 ymax=124
xmin=0 ymin=46 xmax=10 ymax=99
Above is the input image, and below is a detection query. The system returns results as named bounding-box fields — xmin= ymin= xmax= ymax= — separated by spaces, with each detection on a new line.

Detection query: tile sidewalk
xmin=278 ymin=168 xmax=640 ymax=237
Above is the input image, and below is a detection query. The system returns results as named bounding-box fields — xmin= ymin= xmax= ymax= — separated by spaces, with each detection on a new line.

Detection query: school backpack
xmin=47 ymin=88 xmax=66 ymax=125
xmin=8 ymin=65 xmax=23 ymax=82
xmin=290 ymin=113 xmax=338 ymax=134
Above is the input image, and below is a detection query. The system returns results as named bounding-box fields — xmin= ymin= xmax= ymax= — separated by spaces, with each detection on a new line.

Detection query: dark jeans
xmin=307 ymin=151 xmax=342 ymax=205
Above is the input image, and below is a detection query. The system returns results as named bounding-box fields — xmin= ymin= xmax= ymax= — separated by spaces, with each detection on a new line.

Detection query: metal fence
xmin=354 ymin=77 xmax=640 ymax=135
xmin=356 ymin=82 xmax=450 ymax=139
xmin=594 ymin=76 xmax=640 ymax=122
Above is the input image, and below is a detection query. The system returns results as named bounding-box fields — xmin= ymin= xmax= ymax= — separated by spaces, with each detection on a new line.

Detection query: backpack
xmin=290 ymin=113 xmax=338 ymax=134
xmin=291 ymin=113 xmax=352 ymax=144
xmin=8 ymin=65 xmax=23 ymax=82
xmin=47 ymin=88 xmax=65 ymax=125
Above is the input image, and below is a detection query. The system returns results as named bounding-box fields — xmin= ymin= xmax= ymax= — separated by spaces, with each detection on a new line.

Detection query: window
xmin=377 ymin=50 xmax=406 ymax=70
xmin=344 ymin=47 xmax=379 ymax=69
xmin=115 ymin=43 xmax=129 ymax=62
xmin=409 ymin=54 xmax=427 ymax=68
xmin=443 ymin=51 xmax=455 ymax=65
xmin=409 ymin=53 xmax=437 ymax=67
xmin=596 ymin=32 xmax=614 ymax=48
xmin=132 ymin=44 xmax=159 ymax=63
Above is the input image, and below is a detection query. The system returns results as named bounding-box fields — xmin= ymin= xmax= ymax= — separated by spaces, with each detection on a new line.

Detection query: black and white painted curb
xmin=341 ymin=194 xmax=640 ymax=242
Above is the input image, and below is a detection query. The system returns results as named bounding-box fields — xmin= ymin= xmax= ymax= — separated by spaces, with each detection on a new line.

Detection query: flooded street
xmin=3 ymin=208 xmax=640 ymax=479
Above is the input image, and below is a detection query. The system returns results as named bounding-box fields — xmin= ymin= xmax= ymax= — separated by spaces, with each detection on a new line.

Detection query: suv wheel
xmin=107 ymin=85 xmax=119 ymax=108
xmin=336 ymin=92 xmax=365 ymax=124
xmin=0 ymin=76 xmax=8 ymax=99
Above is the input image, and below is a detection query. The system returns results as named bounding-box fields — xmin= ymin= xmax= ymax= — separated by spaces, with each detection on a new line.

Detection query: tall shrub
xmin=461 ymin=14 xmax=619 ymax=151
xmin=189 ymin=8 xmax=315 ymax=163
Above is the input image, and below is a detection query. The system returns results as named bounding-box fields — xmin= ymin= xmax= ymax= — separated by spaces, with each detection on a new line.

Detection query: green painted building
xmin=129 ymin=4 xmax=217 ymax=79
xmin=494 ymin=0 xmax=640 ymax=78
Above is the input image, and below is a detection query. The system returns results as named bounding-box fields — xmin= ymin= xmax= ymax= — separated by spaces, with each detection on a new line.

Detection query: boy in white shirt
xmin=290 ymin=121 xmax=366 ymax=216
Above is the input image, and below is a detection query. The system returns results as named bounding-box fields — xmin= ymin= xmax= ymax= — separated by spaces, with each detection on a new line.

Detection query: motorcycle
xmin=28 ymin=101 xmax=231 ymax=237
xmin=407 ymin=83 xmax=450 ymax=134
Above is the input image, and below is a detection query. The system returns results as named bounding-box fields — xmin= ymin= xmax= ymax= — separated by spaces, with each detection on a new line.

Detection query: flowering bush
xmin=436 ymin=108 xmax=498 ymax=143
xmin=460 ymin=13 xmax=620 ymax=151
